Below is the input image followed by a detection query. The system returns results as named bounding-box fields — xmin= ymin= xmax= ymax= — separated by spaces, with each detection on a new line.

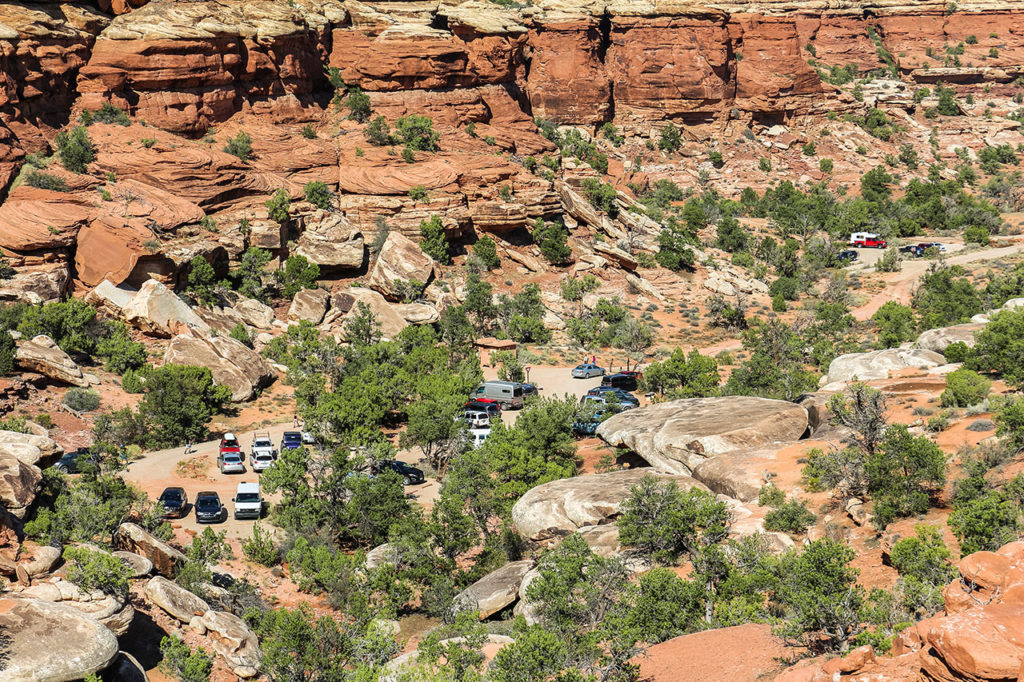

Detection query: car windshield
xmin=236 ymin=493 xmax=260 ymax=503
xmin=254 ymin=440 xmax=271 ymax=447
xmin=224 ymin=455 xmax=241 ymax=463
xmin=160 ymin=491 xmax=182 ymax=501
xmin=256 ymin=453 xmax=273 ymax=460
xmin=196 ymin=498 xmax=219 ymax=509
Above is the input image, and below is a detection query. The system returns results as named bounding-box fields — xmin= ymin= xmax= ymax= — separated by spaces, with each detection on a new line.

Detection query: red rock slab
xmin=923 ymin=603 xmax=1024 ymax=681
xmin=0 ymin=185 xmax=93 ymax=251
xmin=731 ymin=14 xmax=823 ymax=102
xmin=338 ymin=157 xmax=459 ymax=195
xmin=74 ymin=216 xmax=155 ymax=287
xmin=793 ymin=13 xmax=886 ymax=73
xmin=636 ymin=623 xmax=789 ymax=682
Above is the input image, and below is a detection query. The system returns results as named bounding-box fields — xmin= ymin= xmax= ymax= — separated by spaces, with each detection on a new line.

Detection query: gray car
xmin=217 ymin=452 xmax=245 ymax=474
xmin=571 ymin=363 xmax=605 ymax=379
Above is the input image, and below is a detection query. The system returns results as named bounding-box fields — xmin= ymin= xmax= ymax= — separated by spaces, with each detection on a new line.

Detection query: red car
xmin=219 ymin=433 xmax=243 ymax=461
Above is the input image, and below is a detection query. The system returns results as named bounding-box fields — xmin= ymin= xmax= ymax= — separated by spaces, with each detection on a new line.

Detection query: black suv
xmin=194 ymin=491 xmax=226 ymax=523
xmin=158 ymin=486 xmax=189 ymax=519
xmin=371 ymin=460 xmax=425 ymax=485
xmin=601 ymin=373 xmax=639 ymax=392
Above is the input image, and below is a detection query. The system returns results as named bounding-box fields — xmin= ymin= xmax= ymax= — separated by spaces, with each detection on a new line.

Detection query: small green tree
xmin=54 ymin=126 xmax=95 ymax=173
xmin=827 ymin=383 xmax=888 ymax=456
xmin=265 ymin=188 xmax=291 ymax=224
xmin=242 ymin=522 xmax=280 ymax=566
xmin=532 ymin=218 xmax=572 ymax=265
xmin=62 ymin=545 xmax=131 ymax=599
xmin=96 ymin=321 xmax=146 ymax=374
xmin=303 ymin=181 xmax=331 ymax=210
xmin=471 ymin=236 xmax=500 ymax=270
xmin=0 ymin=330 xmax=14 ymax=376
xmin=233 ymin=247 xmax=272 ymax=302
xmin=159 ymin=636 xmax=212 ymax=682
xmin=186 ymin=255 xmax=217 ymax=306
xmin=419 ymin=215 xmax=451 ymax=264
xmin=640 ymin=348 xmax=720 ymax=398
xmin=872 ymin=301 xmax=916 ymax=347
xmin=223 ymin=131 xmax=253 ymax=162
xmin=139 ymin=364 xmax=231 ymax=447
xmin=969 ymin=308 xmax=1024 ymax=387
xmin=867 ymin=425 xmax=946 ymax=528
xmin=764 ymin=499 xmax=816 ymax=534
xmin=889 ymin=525 xmax=956 ymax=585
xmin=396 ymin=115 xmax=440 ymax=151
xmin=715 ymin=215 xmax=748 ymax=253
xmin=365 ymin=116 xmax=393 ymax=146
xmin=275 ymin=255 xmax=320 ymax=298
xmin=229 ymin=322 xmax=253 ymax=348
xmin=345 ymin=87 xmax=371 ymax=122
xmin=658 ymin=123 xmax=681 ymax=152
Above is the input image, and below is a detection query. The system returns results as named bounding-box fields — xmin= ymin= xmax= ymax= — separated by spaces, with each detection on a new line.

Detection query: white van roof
xmin=470 ymin=428 xmax=491 ymax=436
xmin=236 ymin=481 xmax=260 ymax=494
xmin=482 ymin=380 xmax=516 ymax=388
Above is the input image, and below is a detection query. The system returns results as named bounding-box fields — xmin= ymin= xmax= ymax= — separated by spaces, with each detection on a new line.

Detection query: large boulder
xmin=454 ymin=560 xmax=535 ymax=619
xmin=231 ymin=296 xmax=275 ymax=330
xmin=21 ymin=545 xmax=62 ymax=578
xmin=22 ymin=578 xmax=135 ymax=636
xmin=393 ymin=302 xmax=440 ymax=325
xmin=144 ymin=576 xmax=209 ymax=623
xmin=822 ymin=348 xmax=945 ymax=385
xmin=113 ymin=551 xmax=153 ymax=578
xmin=344 ymin=288 xmax=409 ymax=340
xmin=691 ymin=448 xmax=787 ymax=502
xmin=922 ymin=603 xmax=1024 ymax=681
xmin=15 ymin=335 xmax=89 ymax=387
xmin=124 ymin=279 xmax=210 ymax=337
xmin=200 ymin=610 xmax=262 ymax=678
xmin=595 ymin=397 xmax=809 ymax=474
xmin=295 ymin=210 xmax=365 ymax=269
xmin=0 ymin=596 xmax=120 ymax=681
xmin=0 ymin=451 xmax=41 ymax=519
xmin=511 ymin=468 xmax=706 ymax=543
xmin=85 ymin=280 xmax=136 ymax=319
xmin=164 ymin=333 xmax=275 ymax=402
xmin=369 ymin=231 xmax=434 ymax=300
xmin=113 ymin=523 xmax=186 ymax=577
xmin=287 ymin=288 xmax=330 ymax=324
xmin=0 ymin=429 xmax=62 ymax=468
xmin=914 ymin=323 xmax=982 ymax=355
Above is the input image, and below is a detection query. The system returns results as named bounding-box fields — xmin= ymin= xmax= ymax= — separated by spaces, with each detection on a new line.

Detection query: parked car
xmin=158 ymin=486 xmax=188 ymax=518
xmin=281 ymin=431 xmax=303 ymax=451
xmin=463 ymin=410 xmax=493 ymax=429
xmin=469 ymin=381 xmax=525 ymax=409
xmin=601 ymin=373 xmax=639 ymax=391
xmin=371 ymin=460 xmax=425 ymax=485
xmin=194 ymin=491 xmax=226 ymax=523
xmin=301 ymin=431 xmax=316 ymax=445
xmin=219 ymin=433 xmax=243 ymax=462
xmin=581 ymin=394 xmax=636 ymax=411
xmin=52 ymin=448 xmax=94 ymax=474
xmin=251 ymin=432 xmax=276 ymax=460
xmin=232 ymin=481 xmax=263 ymax=520
xmin=918 ymin=242 xmax=948 ymax=253
xmin=468 ymin=428 xmax=490 ymax=448
xmin=899 ymin=245 xmax=924 ymax=257
xmin=464 ymin=400 xmax=501 ymax=418
xmin=587 ymin=386 xmax=640 ymax=405
xmin=217 ymin=450 xmax=245 ymax=474
xmin=514 ymin=382 xmax=539 ymax=399
xmin=572 ymin=363 xmax=605 ymax=379
xmin=252 ymin=450 xmax=276 ymax=473
xmin=837 ymin=250 xmax=859 ymax=263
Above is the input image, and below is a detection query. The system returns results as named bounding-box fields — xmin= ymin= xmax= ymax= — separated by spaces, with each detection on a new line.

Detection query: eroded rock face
xmin=596 ymin=397 xmax=809 ymax=474
xmin=343 ymin=288 xmax=409 ymax=340
xmin=145 ymin=576 xmax=209 ymax=624
xmin=294 ymin=211 xmax=364 ymax=270
xmin=22 ymin=578 xmax=135 ymax=636
xmin=823 ymin=348 xmax=946 ymax=385
xmin=15 ymin=335 xmax=89 ymax=387
xmin=113 ymin=522 xmax=186 ymax=577
xmin=164 ymin=333 xmax=275 ymax=402
xmin=0 ymin=596 xmax=120 ymax=682
xmin=454 ymin=559 xmax=535 ymax=619
xmin=124 ymin=279 xmax=210 ymax=337
xmin=369 ymin=231 xmax=435 ymax=300
xmin=113 ymin=550 xmax=153 ymax=578
xmin=287 ymin=288 xmax=330 ymax=324
xmin=0 ymin=450 xmax=41 ymax=519
xmin=511 ymin=468 xmax=707 ymax=543
xmin=915 ymin=323 xmax=982 ymax=355
xmin=200 ymin=609 xmax=262 ymax=678
xmin=0 ymin=429 xmax=62 ymax=468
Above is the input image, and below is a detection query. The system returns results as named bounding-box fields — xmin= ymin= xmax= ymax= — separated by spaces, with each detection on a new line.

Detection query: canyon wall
xmin=0 ymin=0 xmax=1023 ymax=175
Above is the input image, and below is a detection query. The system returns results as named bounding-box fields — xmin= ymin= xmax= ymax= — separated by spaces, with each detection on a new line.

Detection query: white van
xmin=469 ymin=428 xmax=490 ymax=448
xmin=469 ymin=381 xmax=524 ymax=409
xmin=233 ymin=481 xmax=262 ymax=520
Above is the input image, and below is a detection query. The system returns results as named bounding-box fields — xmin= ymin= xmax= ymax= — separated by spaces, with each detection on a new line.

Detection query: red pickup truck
xmin=851 ymin=237 xmax=887 ymax=248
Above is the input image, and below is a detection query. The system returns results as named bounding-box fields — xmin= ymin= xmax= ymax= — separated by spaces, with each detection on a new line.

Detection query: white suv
xmin=233 ymin=481 xmax=262 ymax=520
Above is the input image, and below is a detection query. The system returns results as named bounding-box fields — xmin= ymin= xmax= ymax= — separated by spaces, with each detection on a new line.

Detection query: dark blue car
xmin=281 ymin=431 xmax=303 ymax=451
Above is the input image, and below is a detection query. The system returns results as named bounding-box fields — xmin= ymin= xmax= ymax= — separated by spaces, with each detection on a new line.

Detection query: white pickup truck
xmin=251 ymin=432 xmax=277 ymax=473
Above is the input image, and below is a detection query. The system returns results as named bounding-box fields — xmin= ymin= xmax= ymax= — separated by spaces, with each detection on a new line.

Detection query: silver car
xmin=251 ymin=452 xmax=275 ymax=473
xmin=217 ymin=452 xmax=245 ymax=474
xmin=571 ymin=363 xmax=605 ymax=379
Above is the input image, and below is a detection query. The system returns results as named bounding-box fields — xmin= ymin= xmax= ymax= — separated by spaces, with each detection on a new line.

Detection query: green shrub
xmin=396 ymin=115 xmax=439 ymax=151
xmin=62 ymin=546 xmax=131 ymax=599
xmin=944 ymin=341 xmax=970 ymax=363
xmin=64 ymin=388 xmax=100 ymax=413
xmin=419 ymin=215 xmax=451 ymax=264
xmin=275 ymin=255 xmax=320 ymax=298
xmin=242 ymin=522 xmax=280 ymax=566
xmin=409 ymin=185 xmax=428 ymax=201
xmin=223 ymin=131 xmax=253 ymax=162
xmin=159 ymin=635 xmax=212 ymax=682
xmin=532 ymin=218 xmax=572 ymax=265
xmin=55 ymin=126 xmax=95 ymax=173
xmin=819 ymin=158 xmax=834 ymax=173
xmin=764 ymin=499 xmax=816 ymax=534
xmin=140 ymin=137 xmax=156 ymax=148
xmin=91 ymin=102 xmax=130 ymax=126
xmin=24 ymin=171 xmax=68 ymax=192
xmin=964 ymin=224 xmax=990 ymax=245
xmin=0 ymin=330 xmax=14 ymax=376
xmin=265 ymin=188 xmax=291 ymax=224
xmin=759 ymin=157 xmax=772 ymax=172
xmin=472 ymin=236 xmax=500 ymax=270
xmin=758 ymin=484 xmax=785 ymax=508
xmin=365 ymin=116 xmax=393 ymax=146
xmin=581 ymin=178 xmax=618 ymax=218
xmin=303 ymin=181 xmax=331 ymax=210
xmin=300 ymin=125 xmax=316 ymax=139
xmin=229 ymin=323 xmax=252 ymax=348
xmin=402 ymin=146 xmax=416 ymax=163
xmin=802 ymin=142 xmax=817 ymax=156
xmin=345 ymin=87 xmax=371 ymax=122
xmin=941 ymin=368 xmax=990 ymax=407
xmin=709 ymin=150 xmax=724 ymax=168
xmin=658 ymin=123 xmax=681 ymax=153
xmin=772 ymin=293 xmax=788 ymax=312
